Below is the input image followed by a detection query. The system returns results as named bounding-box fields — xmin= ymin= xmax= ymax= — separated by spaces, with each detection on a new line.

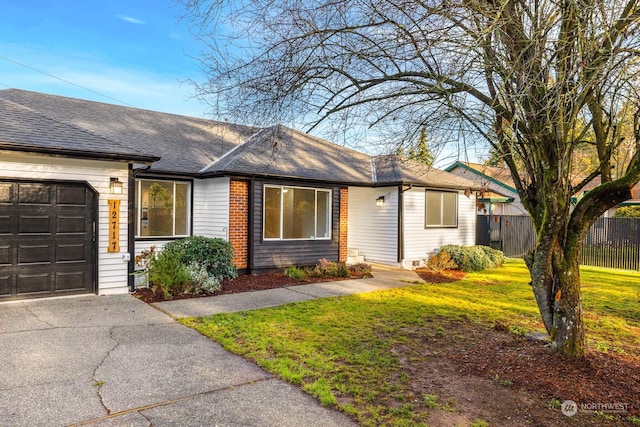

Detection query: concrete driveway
xmin=0 ymin=295 xmax=355 ymax=427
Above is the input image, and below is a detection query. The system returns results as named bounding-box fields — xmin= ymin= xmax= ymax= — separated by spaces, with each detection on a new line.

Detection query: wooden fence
xmin=477 ymin=215 xmax=640 ymax=271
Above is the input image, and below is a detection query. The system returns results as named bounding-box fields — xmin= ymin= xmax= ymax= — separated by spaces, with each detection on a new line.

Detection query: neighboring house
xmin=0 ymin=89 xmax=477 ymax=300
xmin=446 ymin=161 xmax=640 ymax=218
xmin=445 ymin=161 xmax=528 ymax=216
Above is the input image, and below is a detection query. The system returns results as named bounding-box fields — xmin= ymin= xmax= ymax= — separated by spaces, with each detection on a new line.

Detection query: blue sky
xmin=0 ymin=1 xmax=482 ymax=163
xmin=0 ymin=0 xmax=209 ymax=117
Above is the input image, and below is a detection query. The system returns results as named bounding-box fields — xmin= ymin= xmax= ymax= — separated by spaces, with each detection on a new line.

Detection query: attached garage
xmin=0 ymin=179 xmax=97 ymax=300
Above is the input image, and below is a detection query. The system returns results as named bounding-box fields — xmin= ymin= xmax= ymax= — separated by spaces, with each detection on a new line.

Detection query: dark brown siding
xmin=252 ymin=180 xmax=340 ymax=270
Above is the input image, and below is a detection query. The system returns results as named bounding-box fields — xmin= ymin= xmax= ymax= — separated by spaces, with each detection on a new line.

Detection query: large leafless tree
xmin=181 ymin=0 xmax=640 ymax=356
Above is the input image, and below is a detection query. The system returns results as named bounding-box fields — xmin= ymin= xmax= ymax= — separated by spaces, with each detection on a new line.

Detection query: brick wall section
xmin=229 ymin=179 xmax=249 ymax=269
xmin=339 ymin=187 xmax=348 ymax=262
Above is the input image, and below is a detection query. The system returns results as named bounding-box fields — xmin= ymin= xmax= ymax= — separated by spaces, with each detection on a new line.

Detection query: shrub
xmin=186 ymin=263 xmax=222 ymax=293
xmin=163 ymin=236 xmax=237 ymax=281
xmin=426 ymin=251 xmax=457 ymax=272
xmin=148 ymin=249 xmax=193 ymax=298
xmin=349 ymin=262 xmax=372 ymax=275
xmin=437 ymin=245 xmax=505 ymax=272
xmin=308 ymin=258 xmax=350 ymax=278
xmin=285 ymin=266 xmax=308 ymax=280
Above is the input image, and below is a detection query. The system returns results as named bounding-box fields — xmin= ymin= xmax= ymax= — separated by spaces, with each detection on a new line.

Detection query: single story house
xmin=0 ymin=89 xmax=477 ymax=300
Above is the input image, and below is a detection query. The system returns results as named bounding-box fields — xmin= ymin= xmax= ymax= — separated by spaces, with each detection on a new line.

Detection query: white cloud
xmin=118 ymin=15 xmax=145 ymax=25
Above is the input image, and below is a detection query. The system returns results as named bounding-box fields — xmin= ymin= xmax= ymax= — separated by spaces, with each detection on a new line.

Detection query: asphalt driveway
xmin=0 ymin=294 xmax=355 ymax=427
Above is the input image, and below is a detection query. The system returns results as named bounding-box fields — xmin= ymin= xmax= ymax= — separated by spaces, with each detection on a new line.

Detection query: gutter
xmin=0 ymin=143 xmax=159 ymax=164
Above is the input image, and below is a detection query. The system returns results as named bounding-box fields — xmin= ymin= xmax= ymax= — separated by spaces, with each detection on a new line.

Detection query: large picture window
xmin=135 ymin=179 xmax=190 ymax=237
xmin=425 ymin=190 xmax=458 ymax=227
xmin=264 ymin=185 xmax=331 ymax=240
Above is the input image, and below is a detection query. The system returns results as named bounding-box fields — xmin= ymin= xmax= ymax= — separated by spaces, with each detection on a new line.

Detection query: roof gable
xmin=202 ymin=125 xmax=374 ymax=184
xmin=445 ymin=161 xmax=519 ymax=194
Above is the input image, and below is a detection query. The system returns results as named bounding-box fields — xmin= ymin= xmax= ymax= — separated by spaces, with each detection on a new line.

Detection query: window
xmin=264 ymin=185 xmax=331 ymax=240
xmin=135 ymin=179 xmax=190 ymax=237
xmin=425 ymin=190 xmax=458 ymax=227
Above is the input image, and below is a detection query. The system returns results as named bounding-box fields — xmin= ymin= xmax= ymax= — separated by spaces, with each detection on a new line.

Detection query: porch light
xmin=376 ymin=196 xmax=385 ymax=207
xmin=110 ymin=177 xmax=123 ymax=195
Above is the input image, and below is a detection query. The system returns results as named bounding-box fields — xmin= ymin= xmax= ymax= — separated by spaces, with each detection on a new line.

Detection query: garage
xmin=0 ymin=179 xmax=97 ymax=300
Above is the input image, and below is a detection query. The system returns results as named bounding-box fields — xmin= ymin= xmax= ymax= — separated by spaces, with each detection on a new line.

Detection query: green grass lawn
xmin=181 ymin=259 xmax=640 ymax=426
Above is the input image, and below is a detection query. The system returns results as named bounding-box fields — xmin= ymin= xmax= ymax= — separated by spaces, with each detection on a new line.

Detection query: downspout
xmin=128 ymin=164 xmax=151 ymax=292
xmin=127 ymin=165 xmax=136 ymax=292
xmin=397 ymin=184 xmax=404 ymax=265
xmin=247 ymin=177 xmax=254 ymax=273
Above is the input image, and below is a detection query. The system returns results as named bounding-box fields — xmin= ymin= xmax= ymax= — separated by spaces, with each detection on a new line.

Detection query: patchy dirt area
xmin=409 ymin=268 xmax=638 ymax=426
xmin=133 ymin=270 xmax=372 ymax=304
xmin=394 ymin=319 xmax=639 ymax=426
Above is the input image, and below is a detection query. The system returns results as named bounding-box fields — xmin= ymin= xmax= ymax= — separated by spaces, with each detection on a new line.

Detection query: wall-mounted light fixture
xmin=376 ymin=196 xmax=385 ymax=207
xmin=109 ymin=177 xmax=123 ymax=195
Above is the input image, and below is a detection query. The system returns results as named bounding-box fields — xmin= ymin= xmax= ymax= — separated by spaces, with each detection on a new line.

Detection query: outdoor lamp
xmin=110 ymin=177 xmax=123 ymax=195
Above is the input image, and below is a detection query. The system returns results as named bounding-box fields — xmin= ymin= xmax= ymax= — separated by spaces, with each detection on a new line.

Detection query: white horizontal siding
xmin=347 ymin=186 xmax=398 ymax=264
xmin=192 ymin=177 xmax=230 ymax=239
xmin=0 ymin=152 xmax=130 ymax=294
xmin=402 ymin=188 xmax=477 ymax=263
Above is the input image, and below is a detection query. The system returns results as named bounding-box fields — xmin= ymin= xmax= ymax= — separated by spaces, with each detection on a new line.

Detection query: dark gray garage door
xmin=0 ymin=180 xmax=97 ymax=300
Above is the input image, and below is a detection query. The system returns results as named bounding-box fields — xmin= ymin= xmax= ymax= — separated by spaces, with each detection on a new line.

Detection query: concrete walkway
xmin=154 ymin=264 xmax=423 ymax=318
xmin=0 ymin=265 xmax=422 ymax=426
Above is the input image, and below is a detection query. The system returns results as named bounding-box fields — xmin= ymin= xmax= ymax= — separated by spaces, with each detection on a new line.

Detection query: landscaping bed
xmin=134 ymin=267 xmax=372 ymax=304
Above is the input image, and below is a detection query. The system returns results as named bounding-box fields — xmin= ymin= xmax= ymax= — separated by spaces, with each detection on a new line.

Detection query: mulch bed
xmin=133 ymin=270 xmax=372 ymax=304
xmin=414 ymin=268 xmax=467 ymax=283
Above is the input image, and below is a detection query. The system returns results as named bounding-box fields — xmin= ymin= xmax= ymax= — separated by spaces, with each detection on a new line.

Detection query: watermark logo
xmin=562 ymin=400 xmax=630 ymax=417
xmin=561 ymin=400 xmax=578 ymax=417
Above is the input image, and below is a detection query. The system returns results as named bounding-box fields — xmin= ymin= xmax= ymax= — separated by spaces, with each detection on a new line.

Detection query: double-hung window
xmin=264 ymin=185 xmax=331 ymax=240
xmin=425 ymin=190 xmax=458 ymax=227
xmin=135 ymin=179 xmax=190 ymax=237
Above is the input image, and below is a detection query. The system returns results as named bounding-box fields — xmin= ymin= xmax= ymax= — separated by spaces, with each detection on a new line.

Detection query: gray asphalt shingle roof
xmin=0 ymin=98 xmax=155 ymax=162
xmin=0 ymin=89 xmax=256 ymax=173
xmin=0 ymin=89 xmax=478 ymax=190
xmin=374 ymin=155 xmax=478 ymax=188
xmin=202 ymin=125 xmax=374 ymax=184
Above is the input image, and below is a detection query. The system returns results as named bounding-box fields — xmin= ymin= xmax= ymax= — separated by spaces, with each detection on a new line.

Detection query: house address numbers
xmin=108 ymin=200 xmax=120 ymax=253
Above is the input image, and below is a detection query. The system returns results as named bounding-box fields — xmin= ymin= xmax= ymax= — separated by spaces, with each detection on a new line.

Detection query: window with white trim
xmin=264 ymin=185 xmax=332 ymax=240
xmin=135 ymin=179 xmax=190 ymax=237
xmin=425 ymin=190 xmax=458 ymax=227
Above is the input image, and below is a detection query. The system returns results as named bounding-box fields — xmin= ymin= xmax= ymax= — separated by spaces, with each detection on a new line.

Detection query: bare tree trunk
xmin=525 ymin=226 xmax=586 ymax=357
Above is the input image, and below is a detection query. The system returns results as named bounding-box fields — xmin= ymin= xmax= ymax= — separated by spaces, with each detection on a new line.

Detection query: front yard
xmin=182 ymin=260 xmax=640 ymax=426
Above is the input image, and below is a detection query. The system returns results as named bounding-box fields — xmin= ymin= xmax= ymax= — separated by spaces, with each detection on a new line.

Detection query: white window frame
xmin=425 ymin=190 xmax=458 ymax=228
xmin=263 ymin=185 xmax=332 ymax=241
xmin=135 ymin=179 xmax=191 ymax=238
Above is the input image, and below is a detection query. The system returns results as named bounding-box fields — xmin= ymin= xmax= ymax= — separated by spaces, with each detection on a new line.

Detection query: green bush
xmin=148 ymin=249 xmax=193 ymax=298
xmin=186 ymin=263 xmax=222 ymax=293
xmin=308 ymin=258 xmax=350 ymax=278
xmin=437 ymin=245 xmax=505 ymax=272
xmin=163 ymin=236 xmax=237 ymax=281
xmin=285 ymin=266 xmax=308 ymax=280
